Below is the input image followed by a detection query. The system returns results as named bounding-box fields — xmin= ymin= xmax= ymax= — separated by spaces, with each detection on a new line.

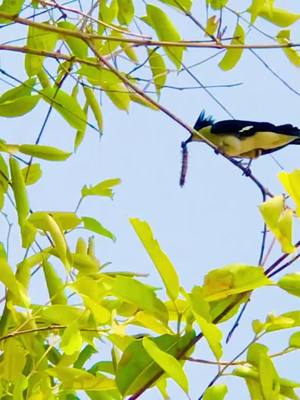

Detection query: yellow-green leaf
xmin=259 ymin=195 xmax=295 ymax=253
xmin=117 ymin=0 xmax=134 ymax=25
xmin=0 ymin=78 xmax=36 ymax=103
xmin=0 ymin=258 xmax=29 ymax=307
xmin=81 ymin=295 xmax=111 ymax=325
xmin=277 ymin=30 xmax=300 ymax=67
xmin=57 ymin=21 xmax=88 ymax=58
xmin=142 ymin=337 xmax=189 ymax=393
xmin=110 ymin=275 xmax=168 ymax=323
xmin=98 ymin=0 xmax=118 ymax=34
xmin=219 ymin=24 xmax=244 ymax=71
xmin=148 ymin=50 xmax=167 ymax=96
xmin=83 ymin=86 xmax=103 ymax=132
xmin=258 ymin=7 xmax=300 ymax=27
xmin=0 ymin=95 xmax=39 ymax=117
xmin=81 ymin=178 xmax=121 ymax=198
xmin=21 ymin=163 xmax=42 ymax=185
xmin=60 ymin=321 xmax=83 ymax=355
xmin=208 ymin=0 xmax=228 ymax=10
xmin=203 ymin=264 xmax=271 ymax=301
xmin=19 ymin=144 xmax=71 ymax=161
xmin=158 ymin=0 xmax=192 ymax=12
xmin=278 ymin=273 xmax=300 ymax=297
xmin=130 ymin=218 xmax=179 ymax=301
xmin=0 ymin=339 xmax=26 ymax=382
xmin=146 ymin=4 xmax=183 ymax=69
xmin=278 ymin=170 xmax=300 ymax=216
xmin=203 ymin=384 xmax=228 ymax=400
xmin=205 ymin=15 xmax=218 ymax=36
xmin=289 ymin=331 xmax=300 ymax=348
xmin=82 ymin=216 xmax=116 ymax=241
xmin=195 ymin=314 xmax=223 ymax=359
xmin=0 ymin=0 xmax=24 ymax=23
xmin=9 ymin=157 xmax=29 ymax=224
xmin=48 ymin=367 xmax=115 ymax=390
xmin=25 ymin=25 xmax=58 ymax=76
xmin=43 ymin=260 xmax=67 ymax=304
xmin=41 ymin=87 xmax=87 ymax=131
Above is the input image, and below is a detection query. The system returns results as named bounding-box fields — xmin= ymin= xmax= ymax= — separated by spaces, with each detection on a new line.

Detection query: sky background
xmin=1 ymin=0 xmax=300 ymax=398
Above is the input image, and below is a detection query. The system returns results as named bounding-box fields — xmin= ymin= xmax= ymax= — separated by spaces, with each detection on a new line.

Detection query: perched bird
xmin=180 ymin=111 xmax=300 ymax=186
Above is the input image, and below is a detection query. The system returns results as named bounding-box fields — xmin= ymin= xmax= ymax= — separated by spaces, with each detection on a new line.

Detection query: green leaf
xmin=130 ymin=218 xmax=179 ymax=301
xmin=82 ymin=216 xmax=116 ymax=241
xmin=203 ymin=264 xmax=271 ymax=301
xmin=259 ymin=195 xmax=295 ymax=253
xmin=116 ymin=331 xmax=195 ymax=395
xmin=0 ymin=0 xmax=24 ymax=23
xmin=146 ymin=4 xmax=184 ymax=69
xmin=19 ymin=144 xmax=71 ymax=161
xmin=25 ymin=25 xmax=58 ymax=76
xmin=43 ymin=260 xmax=68 ymax=304
xmin=57 ymin=21 xmax=88 ymax=58
xmin=142 ymin=337 xmax=189 ymax=393
xmin=61 ymin=321 xmax=83 ymax=355
xmin=203 ymin=384 xmax=228 ymax=400
xmin=219 ymin=23 xmax=244 ymax=71
xmin=158 ymin=0 xmax=192 ymax=12
xmin=289 ymin=331 xmax=300 ymax=348
xmin=148 ymin=50 xmax=167 ymax=96
xmin=117 ymin=0 xmax=134 ymax=25
xmin=74 ymin=345 xmax=97 ymax=369
xmin=278 ymin=273 xmax=300 ymax=297
xmin=109 ymin=275 xmax=168 ymax=323
xmin=41 ymin=87 xmax=87 ymax=131
xmin=9 ymin=157 xmax=29 ymax=224
xmin=83 ymin=86 xmax=103 ymax=132
xmin=21 ymin=163 xmax=42 ymax=185
xmin=277 ymin=30 xmax=300 ymax=67
xmin=81 ymin=178 xmax=121 ymax=198
xmin=0 ymin=95 xmax=39 ymax=117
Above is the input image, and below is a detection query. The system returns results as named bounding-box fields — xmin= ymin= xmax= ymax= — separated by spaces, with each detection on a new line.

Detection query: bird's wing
xmin=211 ymin=120 xmax=300 ymax=138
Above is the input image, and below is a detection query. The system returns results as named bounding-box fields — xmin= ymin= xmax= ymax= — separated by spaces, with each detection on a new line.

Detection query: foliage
xmin=0 ymin=0 xmax=299 ymax=399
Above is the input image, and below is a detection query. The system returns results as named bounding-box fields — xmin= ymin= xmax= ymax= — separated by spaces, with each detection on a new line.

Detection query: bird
xmin=180 ymin=110 xmax=300 ymax=186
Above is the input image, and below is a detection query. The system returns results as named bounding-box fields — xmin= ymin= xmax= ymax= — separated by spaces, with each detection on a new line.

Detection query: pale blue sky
xmin=1 ymin=0 xmax=300 ymax=398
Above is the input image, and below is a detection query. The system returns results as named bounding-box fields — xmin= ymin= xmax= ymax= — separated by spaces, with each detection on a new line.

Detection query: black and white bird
xmin=180 ymin=111 xmax=300 ymax=185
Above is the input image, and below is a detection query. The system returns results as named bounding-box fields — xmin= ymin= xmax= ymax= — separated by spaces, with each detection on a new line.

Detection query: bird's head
xmin=194 ymin=110 xmax=215 ymax=131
